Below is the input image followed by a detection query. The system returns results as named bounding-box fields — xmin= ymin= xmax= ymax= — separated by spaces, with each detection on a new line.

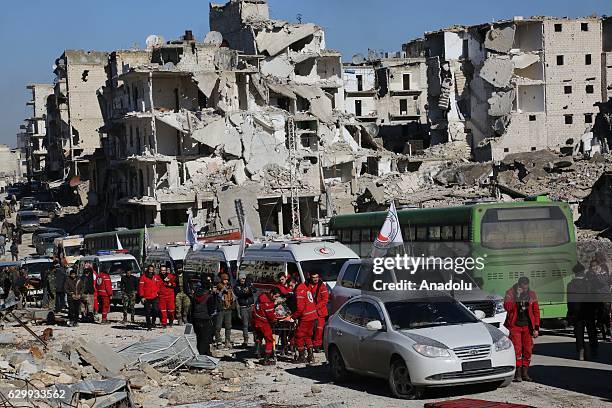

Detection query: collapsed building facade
xmin=21 ymin=84 xmax=54 ymax=178
xmin=405 ymin=16 xmax=611 ymax=161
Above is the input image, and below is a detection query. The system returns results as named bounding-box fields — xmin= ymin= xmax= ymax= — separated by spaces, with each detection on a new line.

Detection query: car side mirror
xmin=473 ymin=310 xmax=486 ymax=320
xmin=366 ymin=320 xmax=383 ymax=331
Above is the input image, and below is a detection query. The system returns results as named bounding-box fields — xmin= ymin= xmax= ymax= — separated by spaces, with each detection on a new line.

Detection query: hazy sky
xmin=0 ymin=0 xmax=609 ymax=146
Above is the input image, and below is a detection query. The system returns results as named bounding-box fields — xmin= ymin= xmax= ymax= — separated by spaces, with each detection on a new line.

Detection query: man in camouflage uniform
xmin=175 ymin=266 xmax=192 ymax=325
xmin=120 ymin=268 xmax=139 ymax=323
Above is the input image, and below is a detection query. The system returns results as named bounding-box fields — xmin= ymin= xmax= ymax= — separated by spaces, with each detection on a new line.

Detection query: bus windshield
xmin=64 ymin=246 xmax=82 ymax=256
xmin=300 ymin=258 xmax=352 ymax=282
xmin=481 ymin=206 xmax=569 ymax=249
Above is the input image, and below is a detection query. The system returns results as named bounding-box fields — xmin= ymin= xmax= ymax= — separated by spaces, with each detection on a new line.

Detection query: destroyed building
xmin=45 ymin=50 xmax=109 ymax=180
xmin=21 ymin=84 xmax=54 ymax=178
xmin=405 ymin=16 xmax=608 ymax=161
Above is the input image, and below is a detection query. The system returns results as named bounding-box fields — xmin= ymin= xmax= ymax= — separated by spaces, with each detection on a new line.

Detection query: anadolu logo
xmin=315 ymin=246 xmax=335 ymax=256
xmin=374 ymin=211 xmax=400 ymax=249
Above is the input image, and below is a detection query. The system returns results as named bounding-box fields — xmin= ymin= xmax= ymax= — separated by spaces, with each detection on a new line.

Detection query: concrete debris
xmin=479 ymin=56 xmax=514 ymax=88
xmin=484 ymin=25 xmax=516 ymax=53
xmin=74 ymin=337 xmax=127 ymax=374
xmin=512 ymin=53 xmax=540 ymax=70
xmin=256 ymin=23 xmax=320 ymax=57
xmin=488 ymin=90 xmax=515 ymax=117
xmin=16 ymin=360 xmax=40 ymax=378
xmin=183 ymin=373 xmax=212 ymax=386
xmin=0 ymin=333 xmax=16 ymax=344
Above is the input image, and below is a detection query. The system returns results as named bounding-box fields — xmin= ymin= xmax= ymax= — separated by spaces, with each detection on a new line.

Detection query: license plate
xmin=462 ymin=360 xmax=492 ymax=371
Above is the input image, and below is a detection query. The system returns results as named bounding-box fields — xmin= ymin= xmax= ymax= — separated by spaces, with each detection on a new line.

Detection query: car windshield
xmin=100 ymin=259 xmax=140 ymax=275
xmin=22 ymin=262 xmax=52 ymax=276
xmin=64 ymin=246 xmax=81 ymax=256
xmin=301 ymin=258 xmax=351 ymax=282
xmin=385 ymin=300 xmax=478 ymax=330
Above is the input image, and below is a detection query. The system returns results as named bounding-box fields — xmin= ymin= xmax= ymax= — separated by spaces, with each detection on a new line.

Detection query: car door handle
xmin=336 ymin=330 xmax=343 ymax=336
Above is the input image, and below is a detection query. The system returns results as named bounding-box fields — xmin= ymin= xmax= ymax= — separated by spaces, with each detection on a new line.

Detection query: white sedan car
xmin=324 ymin=292 xmax=515 ymax=399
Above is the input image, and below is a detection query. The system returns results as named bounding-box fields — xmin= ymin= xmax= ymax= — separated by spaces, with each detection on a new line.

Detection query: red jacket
xmin=293 ymin=282 xmax=318 ymax=322
xmin=95 ymin=272 xmax=113 ymax=297
xmin=276 ymin=283 xmax=291 ymax=296
xmin=308 ymin=281 xmax=329 ymax=318
xmin=503 ymin=286 xmax=541 ymax=332
xmin=159 ymin=273 xmax=176 ymax=297
xmin=252 ymin=292 xmax=277 ymax=324
xmin=139 ymin=274 xmax=161 ymax=300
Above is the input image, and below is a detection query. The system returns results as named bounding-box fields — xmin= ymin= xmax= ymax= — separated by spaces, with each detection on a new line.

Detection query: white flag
xmin=186 ymin=211 xmax=197 ymax=247
xmin=371 ymin=202 xmax=404 ymax=258
xmin=237 ymin=220 xmax=255 ymax=266
xmin=116 ymin=234 xmax=124 ymax=250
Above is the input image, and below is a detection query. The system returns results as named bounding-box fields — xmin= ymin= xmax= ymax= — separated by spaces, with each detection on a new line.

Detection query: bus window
xmin=462 ymin=225 xmax=470 ymax=241
xmin=361 ymin=228 xmax=371 ymax=242
xmin=428 ymin=226 xmax=441 ymax=241
xmin=341 ymin=229 xmax=350 ymax=243
xmin=416 ymin=227 xmax=427 ymax=241
xmin=441 ymin=226 xmax=454 ymax=241
xmin=403 ymin=226 xmax=416 ymax=241
xmin=351 ymin=229 xmax=360 ymax=244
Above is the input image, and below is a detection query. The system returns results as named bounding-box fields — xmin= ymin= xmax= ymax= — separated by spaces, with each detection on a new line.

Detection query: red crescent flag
xmin=371 ymin=202 xmax=404 ymax=258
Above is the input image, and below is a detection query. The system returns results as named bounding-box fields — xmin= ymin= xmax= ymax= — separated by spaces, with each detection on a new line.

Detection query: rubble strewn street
xmin=2 ymin=1 xmax=612 ymax=407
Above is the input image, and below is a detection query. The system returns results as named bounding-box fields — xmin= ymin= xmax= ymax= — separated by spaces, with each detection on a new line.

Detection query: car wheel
xmin=328 ymin=346 xmax=349 ymax=383
xmin=388 ymin=359 xmax=422 ymax=400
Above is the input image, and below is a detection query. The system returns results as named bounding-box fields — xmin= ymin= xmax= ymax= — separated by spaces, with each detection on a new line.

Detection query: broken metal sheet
xmin=479 ymin=56 xmax=513 ymax=88
xmin=51 ymin=378 xmax=127 ymax=407
xmin=487 ymin=90 xmax=515 ymax=117
xmin=484 ymin=26 xmax=516 ymax=53
xmin=512 ymin=53 xmax=540 ymax=70
xmin=193 ymin=72 xmax=220 ymax=99
xmin=256 ymin=23 xmax=319 ymax=56
xmin=116 ymin=334 xmax=219 ymax=373
xmin=267 ymin=82 xmax=297 ymax=100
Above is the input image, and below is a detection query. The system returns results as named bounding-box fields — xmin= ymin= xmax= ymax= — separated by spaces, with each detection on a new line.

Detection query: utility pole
xmin=286 ymin=116 xmax=301 ymax=238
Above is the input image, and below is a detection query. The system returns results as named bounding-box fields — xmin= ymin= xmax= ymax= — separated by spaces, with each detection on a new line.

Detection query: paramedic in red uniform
xmin=139 ymin=267 xmax=161 ymax=330
xmin=252 ymin=286 xmax=282 ymax=365
xmin=275 ymin=272 xmax=291 ymax=295
xmin=293 ymin=280 xmax=318 ymax=363
xmin=504 ymin=276 xmax=540 ymax=382
xmin=95 ymin=269 xmax=113 ymax=324
xmin=308 ymin=272 xmax=329 ymax=352
xmin=158 ymin=265 xmax=176 ymax=328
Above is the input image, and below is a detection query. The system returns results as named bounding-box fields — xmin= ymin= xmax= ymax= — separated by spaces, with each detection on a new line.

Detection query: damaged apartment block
xmin=95 ymin=0 xmax=395 ymax=236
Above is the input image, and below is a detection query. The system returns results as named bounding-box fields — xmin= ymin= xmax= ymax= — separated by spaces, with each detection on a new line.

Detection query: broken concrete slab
xmin=256 ymin=23 xmax=319 ymax=57
xmin=140 ymin=362 xmax=163 ymax=383
xmin=488 ymin=90 xmax=515 ymax=117
xmin=512 ymin=53 xmax=540 ymax=70
xmin=484 ymin=25 xmax=516 ymax=53
xmin=480 ymin=56 xmax=513 ymax=88
xmin=74 ymin=337 xmax=127 ymax=374
xmin=17 ymin=360 xmax=40 ymax=378
xmin=0 ymin=333 xmax=16 ymax=344
xmin=183 ymin=373 xmax=212 ymax=386
xmin=193 ymin=71 xmax=220 ymax=99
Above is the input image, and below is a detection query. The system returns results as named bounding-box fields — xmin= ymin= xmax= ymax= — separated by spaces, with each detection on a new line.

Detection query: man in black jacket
xmin=567 ymin=263 xmax=599 ymax=360
xmin=54 ymin=262 xmax=67 ymax=312
xmin=234 ymin=272 xmax=255 ymax=347
xmin=191 ymin=282 xmax=217 ymax=356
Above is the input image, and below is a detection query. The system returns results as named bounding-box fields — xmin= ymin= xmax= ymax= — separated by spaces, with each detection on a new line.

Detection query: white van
xmin=145 ymin=244 xmax=190 ymax=274
xmin=239 ymin=238 xmax=359 ymax=292
xmin=54 ymin=235 xmax=84 ymax=267
xmin=183 ymin=242 xmax=240 ymax=286
xmin=77 ymin=251 xmax=141 ymax=305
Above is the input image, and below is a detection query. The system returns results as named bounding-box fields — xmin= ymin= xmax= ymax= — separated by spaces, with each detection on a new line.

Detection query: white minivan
xmin=183 ymin=242 xmax=240 ymax=286
xmin=145 ymin=244 xmax=190 ymax=274
xmin=239 ymin=238 xmax=359 ymax=292
xmin=77 ymin=251 xmax=141 ymax=305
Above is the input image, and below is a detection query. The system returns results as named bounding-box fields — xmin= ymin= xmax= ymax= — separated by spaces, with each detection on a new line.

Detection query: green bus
xmin=328 ymin=197 xmax=577 ymax=320
xmin=83 ymin=226 xmax=186 ymax=265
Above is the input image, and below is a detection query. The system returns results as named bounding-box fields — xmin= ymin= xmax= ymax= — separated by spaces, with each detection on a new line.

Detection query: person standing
xmin=45 ymin=265 xmax=57 ymax=310
xmin=293 ymin=279 xmax=318 ymax=364
xmin=95 ymin=268 xmax=112 ymax=324
xmin=9 ymin=241 xmax=18 ymax=262
xmin=0 ymin=234 xmax=6 ymax=256
xmin=215 ymin=273 xmax=235 ymax=348
xmin=567 ymin=263 xmax=599 ymax=360
xmin=64 ymin=269 xmax=80 ymax=326
xmin=587 ymin=258 xmax=612 ymax=343
xmin=77 ymin=267 xmax=96 ymax=322
xmin=504 ymin=276 xmax=540 ymax=382
xmin=252 ymin=286 xmax=281 ymax=365
xmin=54 ymin=262 xmax=67 ymax=312
xmin=139 ymin=266 xmax=161 ymax=330
xmin=158 ymin=266 xmax=176 ymax=328
xmin=308 ymin=272 xmax=329 ymax=353
xmin=174 ymin=266 xmax=192 ymax=325
xmin=275 ymin=272 xmax=291 ymax=295
xmin=234 ymin=272 xmax=254 ymax=347
xmin=120 ymin=268 xmax=139 ymax=323
xmin=191 ymin=282 xmax=217 ymax=356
